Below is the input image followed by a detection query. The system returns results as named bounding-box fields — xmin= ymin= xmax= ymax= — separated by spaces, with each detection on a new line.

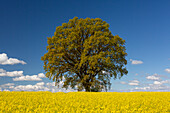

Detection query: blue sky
xmin=0 ymin=0 xmax=169 ymax=92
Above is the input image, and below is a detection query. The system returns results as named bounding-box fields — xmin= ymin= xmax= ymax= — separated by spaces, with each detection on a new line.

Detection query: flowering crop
xmin=0 ymin=91 xmax=169 ymax=112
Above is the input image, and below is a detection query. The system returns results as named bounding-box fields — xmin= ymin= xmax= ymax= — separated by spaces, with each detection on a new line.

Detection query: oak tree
xmin=41 ymin=17 xmax=128 ymax=92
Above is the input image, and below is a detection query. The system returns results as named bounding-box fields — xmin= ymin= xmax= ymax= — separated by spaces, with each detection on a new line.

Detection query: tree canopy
xmin=41 ymin=17 xmax=128 ymax=92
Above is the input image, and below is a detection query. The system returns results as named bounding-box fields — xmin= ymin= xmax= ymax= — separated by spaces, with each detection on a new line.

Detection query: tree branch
xmin=62 ymin=56 xmax=75 ymax=67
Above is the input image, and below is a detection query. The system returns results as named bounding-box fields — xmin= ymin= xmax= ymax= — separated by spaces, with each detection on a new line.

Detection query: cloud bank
xmin=134 ymin=80 xmax=170 ymax=91
xmin=13 ymin=84 xmax=50 ymax=91
xmin=0 ymin=68 xmax=45 ymax=81
xmin=1 ymin=80 xmax=78 ymax=92
xmin=132 ymin=73 xmax=170 ymax=92
xmin=13 ymin=75 xmax=42 ymax=81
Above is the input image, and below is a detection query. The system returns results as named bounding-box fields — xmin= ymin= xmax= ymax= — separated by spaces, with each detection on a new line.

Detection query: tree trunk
xmin=85 ymin=87 xmax=91 ymax=92
xmin=83 ymin=81 xmax=91 ymax=92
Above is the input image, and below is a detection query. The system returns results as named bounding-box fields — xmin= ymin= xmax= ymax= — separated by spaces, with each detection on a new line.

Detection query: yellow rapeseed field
xmin=0 ymin=91 xmax=169 ymax=113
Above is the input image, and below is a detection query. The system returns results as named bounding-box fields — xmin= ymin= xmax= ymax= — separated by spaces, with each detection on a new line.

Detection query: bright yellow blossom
xmin=0 ymin=92 xmax=169 ymax=112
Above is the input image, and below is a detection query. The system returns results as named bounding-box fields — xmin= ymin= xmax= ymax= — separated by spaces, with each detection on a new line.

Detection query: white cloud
xmin=154 ymin=80 xmax=170 ymax=85
xmin=133 ymin=80 xmax=170 ymax=91
xmin=46 ymin=82 xmax=55 ymax=87
xmin=13 ymin=84 xmax=50 ymax=91
xmin=13 ymin=75 xmax=42 ymax=81
xmin=1 ymin=83 xmax=14 ymax=86
xmin=0 ymin=53 xmax=26 ymax=65
xmin=162 ymin=80 xmax=170 ymax=84
xmin=0 ymin=88 xmax=2 ymax=91
xmin=36 ymin=82 xmax=45 ymax=86
xmin=129 ymin=83 xmax=139 ymax=86
xmin=131 ymin=80 xmax=139 ymax=83
xmin=128 ymin=80 xmax=139 ymax=86
xmin=120 ymin=81 xmax=126 ymax=84
xmin=3 ymin=58 xmax=26 ymax=65
xmin=150 ymin=73 xmax=169 ymax=79
xmin=12 ymin=80 xmax=77 ymax=92
xmin=0 ymin=53 xmax=8 ymax=63
xmin=130 ymin=59 xmax=143 ymax=65
xmin=3 ymin=89 xmax=10 ymax=91
xmin=0 ymin=69 xmax=6 ymax=73
xmin=165 ymin=68 xmax=170 ymax=73
xmin=6 ymin=71 xmax=24 ymax=77
xmin=135 ymin=87 xmax=150 ymax=90
xmin=154 ymin=81 xmax=162 ymax=85
xmin=146 ymin=75 xmax=160 ymax=80
xmin=38 ymin=73 xmax=46 ymax=78
xmin=0 ymin=69 xmax=45 ymax=82
xmin=9 ymin=86 xmax=14 ymax=89
xmin=46 ymin=81 xmax=64 ymax=88
xmin=0 ymin=69 xmax=23 ymax=77
xmin=0 ymin=73 xmax=6 ymax=76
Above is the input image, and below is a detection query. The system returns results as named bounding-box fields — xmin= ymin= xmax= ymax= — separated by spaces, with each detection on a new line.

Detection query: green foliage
xmin=41 ymin=17 xmax=128 ymax=92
